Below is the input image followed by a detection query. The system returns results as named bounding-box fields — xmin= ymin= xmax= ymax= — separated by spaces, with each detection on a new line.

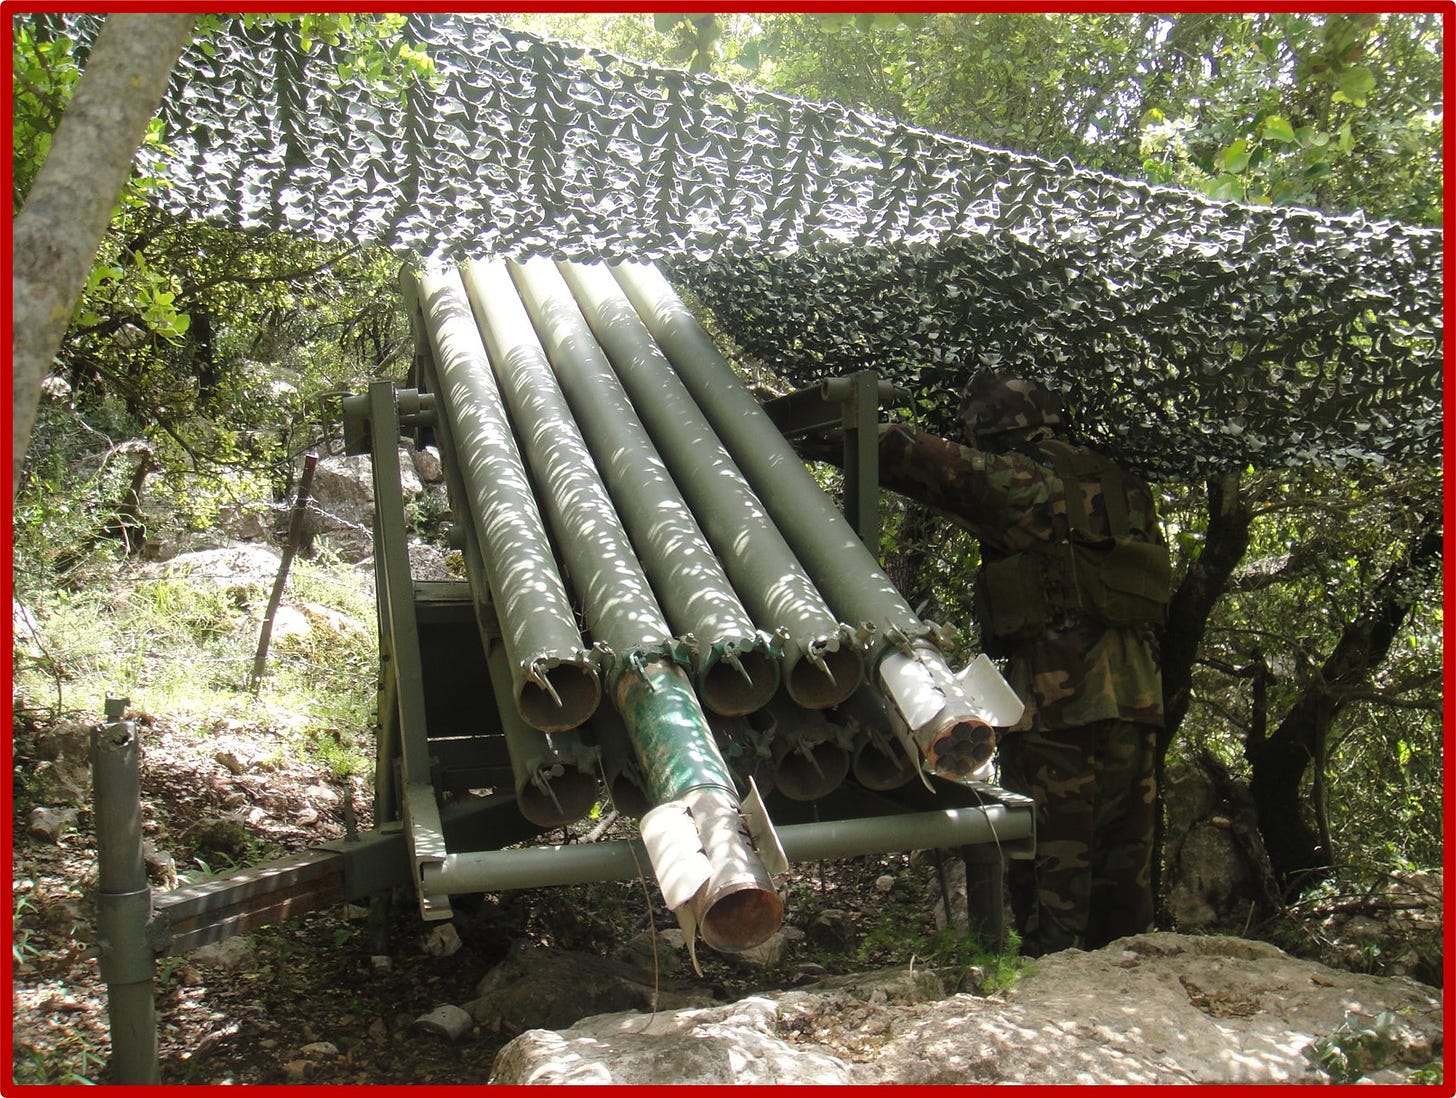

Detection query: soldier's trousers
xmin=997 ymin=719 xmax=1157 ymax=955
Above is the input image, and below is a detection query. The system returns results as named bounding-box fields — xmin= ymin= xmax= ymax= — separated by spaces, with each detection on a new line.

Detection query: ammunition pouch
xmin=1067 ymin=533 xmax=1171 ymax=626
xmin=975 ymin=536 xmax=1170 ymax=651
xmin=973 ymin=438 xmax=1170 ymax=654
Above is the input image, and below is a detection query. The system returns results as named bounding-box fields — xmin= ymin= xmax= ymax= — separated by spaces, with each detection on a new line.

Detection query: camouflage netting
xmin=44 ymin=13 xmax=1443 ymax=478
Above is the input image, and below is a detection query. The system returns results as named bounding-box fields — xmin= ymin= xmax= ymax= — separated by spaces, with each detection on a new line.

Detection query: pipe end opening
xmin=699 ymin=883 xmax=785 ymax=953
xmin=699 ymin=648 xmax=780 ymax=717
xmin=785 ymin=646 xmax=863 ymax=710
xmin=609 ymin=775 xmax=651 ymax=819
xmin=773 ymin=743 xmax=851 ymax=801
xmin=852 ymin=739 xmax=916 ymax=791
xmin=516 ymin=769 xmax=599 ymax=828
xmin=517 ymin=668 xmax=601 ymax=732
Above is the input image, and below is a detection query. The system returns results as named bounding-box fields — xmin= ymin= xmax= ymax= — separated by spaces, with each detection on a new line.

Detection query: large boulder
xmin=489 ymin=933 xmax=1442 ymax=1085
xmin=304 ymin=447 xmax=449 ymax=563
xmin=142 ymin=544 xmax=284 ymax=605
xmin=1161 ymin=757 xmax=1272 ymax=933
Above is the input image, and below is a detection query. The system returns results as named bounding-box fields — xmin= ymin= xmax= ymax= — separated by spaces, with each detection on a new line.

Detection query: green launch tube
xmin=462 ymin=258 xmax=783 ymax=951
xmin=462 ymin=257 xmax=671 ymax=660
xmin=415 ymin=267 xmax=600 ymax=732
xmin=609 ymin=260 xmax=1015 ymax=778
xmin=557 ymin=259 xmax=863 ymax=711
xmin=509 ymin=257 xmax=779 ymax=718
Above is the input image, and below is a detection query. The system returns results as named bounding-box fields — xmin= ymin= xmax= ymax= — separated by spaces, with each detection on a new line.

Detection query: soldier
xmin=808 ymin=372 xmax=1170 ymax=955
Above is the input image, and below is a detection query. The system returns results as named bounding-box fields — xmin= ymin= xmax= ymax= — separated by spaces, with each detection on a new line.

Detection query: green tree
xmin=12 ymin=13 xmax=194 ymax=499
xmin=12 ymin=14 xmax=424 ymax=581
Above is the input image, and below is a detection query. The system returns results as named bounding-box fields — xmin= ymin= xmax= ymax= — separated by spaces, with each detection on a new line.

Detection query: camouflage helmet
xmin=957 ymin=372 xmax=1064 ymax=438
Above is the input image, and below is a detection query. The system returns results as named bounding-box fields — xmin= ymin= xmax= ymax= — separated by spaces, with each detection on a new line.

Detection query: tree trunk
xmin=1159 ymin=468 xmax=1254 ymax=753
xmin=11 ymin=13 xmax=195 ymax=500
xmin=1245 ymin=523 xmax=1442 ymax=892
xmin=1151 ymin=468 xmax=1253 ymax=913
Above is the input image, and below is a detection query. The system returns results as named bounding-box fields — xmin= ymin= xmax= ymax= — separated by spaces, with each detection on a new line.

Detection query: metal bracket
xmin=760 ymin=370 xmax=910 ymax=551
xmin=366 ymin=380 xmax=451 ymax=920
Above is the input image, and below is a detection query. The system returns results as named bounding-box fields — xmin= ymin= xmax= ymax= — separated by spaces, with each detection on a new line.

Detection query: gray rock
xmin=422 ymin=922 xmax=462 ymax=958
xmin=146 ymin=545 xmax=282 ymax=592
xmin=190 ymin=935 xmax=255 ymax=971
xmin=415 ymin=1004 xmax=475 ymax=1043
xmin=489 ymin=933 xmax=1443 ymax=1086
xmin=464 ymin=944 xmax=717 ymax=1035
xmin=732 ymin=926 xmax=804 ymax=968
xmin=27 ymin=806 xmax=78 ymax=843
xmin=411 ymin=446 xmax=444 ymax=484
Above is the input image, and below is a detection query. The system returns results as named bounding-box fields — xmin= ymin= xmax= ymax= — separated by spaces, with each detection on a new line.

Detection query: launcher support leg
xmin=961 ymin=842 xmax=1007 ymax=953
xmin=91 ymin=697 xmax=160 ymax=1085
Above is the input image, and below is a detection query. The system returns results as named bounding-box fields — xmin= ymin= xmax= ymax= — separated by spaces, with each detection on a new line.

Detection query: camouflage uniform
xmin=875 ymin=375 xmax=1166 ymax=955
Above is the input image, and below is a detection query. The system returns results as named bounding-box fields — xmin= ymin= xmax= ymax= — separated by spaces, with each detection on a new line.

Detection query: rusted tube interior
xmin=697 ymin=645 xmax=780 ymax=718
xmin=783 ymin=644 xmax=863 ymax=710
xmin=699 ymin=881 xmax=786 ymax=953
xmin=516 ymin=669 xmax=606 ymax=735
xmin=687 ymin=787 xmax=785 ymax=953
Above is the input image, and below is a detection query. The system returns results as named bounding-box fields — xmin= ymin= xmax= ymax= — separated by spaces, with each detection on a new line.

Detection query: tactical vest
xmin=974 ymin=440 xmax=1171 ymax=654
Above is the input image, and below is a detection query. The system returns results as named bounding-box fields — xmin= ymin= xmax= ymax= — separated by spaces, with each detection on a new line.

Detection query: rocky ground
xmin=10 ymin=477 xmax=1445 ymax=1084
xmin=10 ymin=704 xmax=1445 ymax=1086
xmin=11 ymin=708 xmax=978 ymax=1085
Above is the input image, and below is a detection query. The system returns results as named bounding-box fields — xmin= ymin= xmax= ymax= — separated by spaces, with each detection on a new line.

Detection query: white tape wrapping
xmin=639 ymin=800 xmax=711 ymax=912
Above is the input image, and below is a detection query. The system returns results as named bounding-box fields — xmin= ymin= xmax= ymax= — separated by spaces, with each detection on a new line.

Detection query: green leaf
xmin=1219 ymin=138 xmax=1251 ymax=174
xmin=1261 ymin=116 xmax=1297 ymax=143
xmin=1333 ymin=66 xmax=1375 ymax=106
xmin=653 ymin=13 xmax=684 ymax=34
xmin=1206 ymin=174 xmax=1243 ymax=201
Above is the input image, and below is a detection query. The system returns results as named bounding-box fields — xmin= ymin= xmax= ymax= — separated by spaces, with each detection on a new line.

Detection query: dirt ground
xmin=12 ymin=704 xmax=1442 ymax=1086
xmin=9 ymin=710 xmax=936 ymax=1085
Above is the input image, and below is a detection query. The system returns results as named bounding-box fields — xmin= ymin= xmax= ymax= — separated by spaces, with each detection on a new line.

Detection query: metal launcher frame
xmin=336 ymin=258 xmax=1034 ymax=950
xmin=97 ymin=260 xmax=1035 ymax=1082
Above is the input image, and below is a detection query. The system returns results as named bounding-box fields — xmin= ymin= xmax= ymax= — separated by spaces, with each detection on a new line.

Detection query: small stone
xmin=300 ymin=1041 xmax=339 ymax=1057
xmin=733 ymin=927 xmax=804 ymax=968
xmin=214 ymin=751 xmax=247 ymax=775
xmin=792 ymin=962 xmax=829 ymax=984
xmin=423 ymin=922 xmax=462 ymax=958
xmin=142 ymin=840 xmax=177 ymax=886
xmin=370 ymin=955 xmax=392 ymax=971
xmin=806 ymin=909 xmax=854 ymax=949
xmin=304 ymin=783 xmax=340 ymax=804
xmin=874 ymin=874 xmax=895 ymax=893
xmin=282 ymin=1060 xmax=309 ymax=1082
xmin=27 ymin=806 xmax=79 ymax=843
xmin=191 ymin=936 xmax=255 ymax=971
xmin=415 ymin=1004 xmax=475 ymax=1043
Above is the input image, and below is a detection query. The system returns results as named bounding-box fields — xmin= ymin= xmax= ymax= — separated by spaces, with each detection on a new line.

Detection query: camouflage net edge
xmin=38 ymin=13 xmax=1443 ymax=477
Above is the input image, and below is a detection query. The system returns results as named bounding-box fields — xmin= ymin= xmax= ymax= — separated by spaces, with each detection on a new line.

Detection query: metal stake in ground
xmin=91 ymin=696 xmax=159 ymax=1085
xmin=248 ymin=452 xmax=319 ymax=693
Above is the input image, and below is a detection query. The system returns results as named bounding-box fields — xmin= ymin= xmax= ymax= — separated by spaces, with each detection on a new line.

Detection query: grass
xmin=853 ymin=883 xmax=1022 ymax=994
xmin=11 ymin=548 xmax=378 ymax=780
